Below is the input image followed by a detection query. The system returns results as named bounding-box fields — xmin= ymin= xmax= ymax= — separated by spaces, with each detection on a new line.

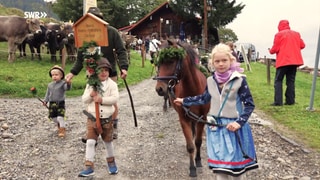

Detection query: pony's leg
xmin=180 ymin=117 xmax=197 ymax=177
xmin=195 ymin=123 xmax=205 ymax=167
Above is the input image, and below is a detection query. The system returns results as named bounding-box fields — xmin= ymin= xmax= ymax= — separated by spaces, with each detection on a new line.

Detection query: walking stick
xmin=95 ymin=100 xmax=103 ymax=134
xmin=113 ymin=49 xmax=138 ymax=127
xmin=91 ymin=89 xmax=102 ymax=134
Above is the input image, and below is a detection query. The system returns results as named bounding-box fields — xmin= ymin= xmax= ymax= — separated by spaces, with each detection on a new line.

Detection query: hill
xmin=0 ymin=0 xmax=58 ymax=19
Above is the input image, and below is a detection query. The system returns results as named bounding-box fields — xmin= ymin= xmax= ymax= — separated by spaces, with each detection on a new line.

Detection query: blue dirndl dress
xmin=206 ymin=116 xmax=258 ymax=176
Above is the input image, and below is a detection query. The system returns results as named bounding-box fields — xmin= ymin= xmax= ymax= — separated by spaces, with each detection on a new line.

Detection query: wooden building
xmin=119 ymin=2 xmax=203 ymax=43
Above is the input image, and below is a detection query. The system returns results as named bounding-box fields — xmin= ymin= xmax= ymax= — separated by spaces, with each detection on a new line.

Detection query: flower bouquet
xmin=80 ymin=41 xmax=103 ymax=134
xmin=80 ymin=41 xmax=104 ymax=93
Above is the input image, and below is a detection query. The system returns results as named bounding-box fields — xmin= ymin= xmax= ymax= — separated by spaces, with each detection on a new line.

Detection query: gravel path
xmin=1 ymin=78 xmax=320 ymax=180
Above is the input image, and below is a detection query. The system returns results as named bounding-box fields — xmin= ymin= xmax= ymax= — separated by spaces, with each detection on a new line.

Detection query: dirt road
xmin=1 ymin=78 xmax=319 ymax=180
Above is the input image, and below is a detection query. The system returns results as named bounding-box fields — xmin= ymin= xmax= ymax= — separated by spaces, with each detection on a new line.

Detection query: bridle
xmin=152 ymin=55 xmax=183 ymax=100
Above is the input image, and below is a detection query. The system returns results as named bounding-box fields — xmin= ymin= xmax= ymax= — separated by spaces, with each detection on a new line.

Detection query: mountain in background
xmin=0 ymin=0 xmax=59 ymax=19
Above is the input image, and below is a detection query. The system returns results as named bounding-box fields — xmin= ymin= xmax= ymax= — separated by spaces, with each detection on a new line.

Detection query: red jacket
xmin=269 ymin=20 xmax=305 ymax=68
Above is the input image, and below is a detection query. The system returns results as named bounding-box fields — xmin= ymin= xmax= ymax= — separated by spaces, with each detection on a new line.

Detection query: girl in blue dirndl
xmin=174 ymin=43 xmax=258 ymax=179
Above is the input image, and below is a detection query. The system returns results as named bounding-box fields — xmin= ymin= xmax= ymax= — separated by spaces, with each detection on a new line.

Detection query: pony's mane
xmin=158 ymin=39 xmax=197 ymax=66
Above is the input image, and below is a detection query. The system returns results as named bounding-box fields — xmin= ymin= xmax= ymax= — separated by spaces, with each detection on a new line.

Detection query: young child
xmin=44 ymin=65 xmax=71 ymax=138
xmin=78 ymin=58 xmax=119 ymax=177
xmin=174 ymin=43 xmax=258 ymax=179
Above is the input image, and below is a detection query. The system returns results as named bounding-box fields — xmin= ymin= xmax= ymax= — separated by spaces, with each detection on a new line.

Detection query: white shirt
xmin=149 ymin=38 xmax=161 ymax=53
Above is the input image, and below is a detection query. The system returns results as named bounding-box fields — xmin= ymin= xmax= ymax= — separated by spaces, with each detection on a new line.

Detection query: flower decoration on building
xmin=80 ymin=41 xmax=103 ymax=93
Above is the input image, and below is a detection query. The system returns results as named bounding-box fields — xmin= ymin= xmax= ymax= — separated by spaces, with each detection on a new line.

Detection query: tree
xmin=169 ymin=0 xmax=244 ymax=45
xmin=52 ymin=0 xmax=83 ymax=22
xmin=170 ymin=0 xmax=244 ymax=27
xmin=52 ymin=0 xmax=165 ymax=27
xmin=218 ymin=27 xmax=238 ymax=43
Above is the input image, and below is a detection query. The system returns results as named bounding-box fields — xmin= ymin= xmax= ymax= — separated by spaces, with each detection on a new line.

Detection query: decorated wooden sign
xmin=73 ymin=13 xmax=109 ymax=48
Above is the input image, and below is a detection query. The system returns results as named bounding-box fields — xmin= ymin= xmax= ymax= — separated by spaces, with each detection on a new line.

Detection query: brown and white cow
xmin=0 ymin=16 xmax=42 ymax=62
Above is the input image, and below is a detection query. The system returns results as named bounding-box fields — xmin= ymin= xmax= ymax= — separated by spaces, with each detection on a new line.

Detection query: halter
xmin=152 ymin=56 xmax=183 ymax=89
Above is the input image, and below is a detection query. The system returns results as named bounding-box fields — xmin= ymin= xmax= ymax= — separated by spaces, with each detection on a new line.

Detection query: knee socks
xmin=86 ymin=139 xmax=96 ymax=162
xmin=57 ymin=116 xmax=65 ymax=128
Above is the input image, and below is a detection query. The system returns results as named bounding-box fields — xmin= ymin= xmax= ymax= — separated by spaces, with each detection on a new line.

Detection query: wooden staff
xmin=94 ymin=91 xmax=103 ymax=134
xmin=113 ymin=49 xmax=138 ymax=127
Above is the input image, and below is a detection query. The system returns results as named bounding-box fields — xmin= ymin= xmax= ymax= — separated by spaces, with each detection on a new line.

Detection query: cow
xmin=61 ymin=22 xmax=77 ymax=62
xmin=119 ymin=31 xmax=137 ymax=64
xmin=45 ymin=22 xmax=66 ymax=63
xmin=18 ymin=24 xmax=47 ymax=60
xmin=0 ymin=16 xmax=42 ymax=62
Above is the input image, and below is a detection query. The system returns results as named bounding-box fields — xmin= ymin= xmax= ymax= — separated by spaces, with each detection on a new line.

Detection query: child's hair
xmin=225 ymin=41 xmax=235 ymax=50
xmin=208 ymin=43 xmax=236 ymax=71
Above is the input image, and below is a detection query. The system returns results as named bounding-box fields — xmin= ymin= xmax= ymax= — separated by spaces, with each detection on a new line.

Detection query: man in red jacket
xmin=269 ymin=20 xmax=305 ymax=106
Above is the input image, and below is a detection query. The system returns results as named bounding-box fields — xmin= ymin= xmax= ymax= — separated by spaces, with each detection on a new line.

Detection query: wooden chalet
xmin=119 ymin=1 xmax=203 ymax=43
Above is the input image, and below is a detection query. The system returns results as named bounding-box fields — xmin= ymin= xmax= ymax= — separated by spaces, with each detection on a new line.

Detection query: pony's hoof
xmin=196 ymin=161 xmax=202 ymax=167
xmin=189 ymin=167 xmax=197 ymax=177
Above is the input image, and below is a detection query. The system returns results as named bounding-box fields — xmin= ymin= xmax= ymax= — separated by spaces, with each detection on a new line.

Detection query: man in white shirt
xmin=149 ymin=35 xmax=161 ymax=64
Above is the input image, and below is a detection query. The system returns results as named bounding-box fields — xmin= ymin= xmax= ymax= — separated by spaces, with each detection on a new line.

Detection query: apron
xmin=206 ymin=80 xmax=258 ymax=176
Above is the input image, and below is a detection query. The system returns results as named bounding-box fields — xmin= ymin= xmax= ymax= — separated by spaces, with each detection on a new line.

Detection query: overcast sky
xmin=226 ymin=0 xmax=320 ymax=67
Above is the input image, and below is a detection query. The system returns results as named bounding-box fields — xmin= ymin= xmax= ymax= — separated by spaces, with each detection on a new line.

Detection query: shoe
xmin=270 ymin=103 xmax=282 ymax=106
xmin=284 ymin=102 xmax=295 ymax=105
xmin=58 ymin=128 xmax=66 ymax=138
xmin=108 ymin=161 xmax=118 ymax=175
xmin=78 ymin=167 xmax=94 ymax=177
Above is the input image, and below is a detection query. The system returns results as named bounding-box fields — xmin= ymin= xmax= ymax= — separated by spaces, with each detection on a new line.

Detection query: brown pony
xmin=154 ymin=40 xmax=209 ymax=177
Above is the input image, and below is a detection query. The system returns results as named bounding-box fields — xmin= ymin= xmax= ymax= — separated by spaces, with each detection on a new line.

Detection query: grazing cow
xmin=18 ymin=25 xmax=47 ymax=60
xmin=45 ymin=22 xmax=66 ymax=63
xmin=0 ymin=16 xmax=42 ymax=62
xmin=61 ymin=22 xmax=77 ymax=62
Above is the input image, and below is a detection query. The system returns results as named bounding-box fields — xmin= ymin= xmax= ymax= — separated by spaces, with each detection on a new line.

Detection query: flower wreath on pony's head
xmin=80 ymin=41 xmax=104 ymax=93
xmin=158 ymin=47 xmax=185 ymax=65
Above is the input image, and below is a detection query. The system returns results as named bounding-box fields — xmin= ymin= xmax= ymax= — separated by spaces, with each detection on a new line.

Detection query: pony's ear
xmin=167 ymin=39 xmax=176 ymax=46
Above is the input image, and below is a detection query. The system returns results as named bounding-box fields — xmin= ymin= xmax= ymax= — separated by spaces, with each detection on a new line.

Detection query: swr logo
xmin=24 ymin=12 xmax=47 ymax=18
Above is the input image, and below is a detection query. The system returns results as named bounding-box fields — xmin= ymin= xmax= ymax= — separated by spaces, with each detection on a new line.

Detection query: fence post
xmin=307 ymin=27 xmax=320 ymax=111
xmin=265 ymin=56 xmax=271 ymax=85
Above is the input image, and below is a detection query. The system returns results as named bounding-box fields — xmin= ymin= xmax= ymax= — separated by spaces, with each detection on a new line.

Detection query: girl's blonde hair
xmin=208 ymin=43 xmax=236 ymax=71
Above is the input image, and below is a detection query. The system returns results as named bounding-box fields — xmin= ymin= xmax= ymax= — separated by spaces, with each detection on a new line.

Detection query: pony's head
xmin=154 ymin=39 xmax=197 ymax=97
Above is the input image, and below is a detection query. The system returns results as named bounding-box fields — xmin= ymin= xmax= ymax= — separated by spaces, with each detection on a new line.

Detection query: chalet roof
xmin=118 ymin=1 xmax=169 ymax=32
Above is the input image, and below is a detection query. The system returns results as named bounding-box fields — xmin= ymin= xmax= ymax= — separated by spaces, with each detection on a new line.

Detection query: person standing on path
xmin=174 ymin=43 xmax=258 ymax=179
xmin=44 ymin=65 xmax=71 ymax=138
xmin=149 ymin=34 xmax=161 ymax=64
xmin=65 ymin=7 xmax=128 ymax=140
xmin=78 ymin=58 xmax=119 ymax=177
xmin=269 ymin=19 xmax=305 ymax=106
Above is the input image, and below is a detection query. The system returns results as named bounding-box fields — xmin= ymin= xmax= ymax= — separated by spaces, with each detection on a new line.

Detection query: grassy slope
xmin=244 ymin=62 xmax=320 ymax=150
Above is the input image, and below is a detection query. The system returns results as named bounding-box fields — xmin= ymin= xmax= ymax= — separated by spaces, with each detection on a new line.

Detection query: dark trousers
xmin=274 ymin=65 xmax=297 ymax=105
